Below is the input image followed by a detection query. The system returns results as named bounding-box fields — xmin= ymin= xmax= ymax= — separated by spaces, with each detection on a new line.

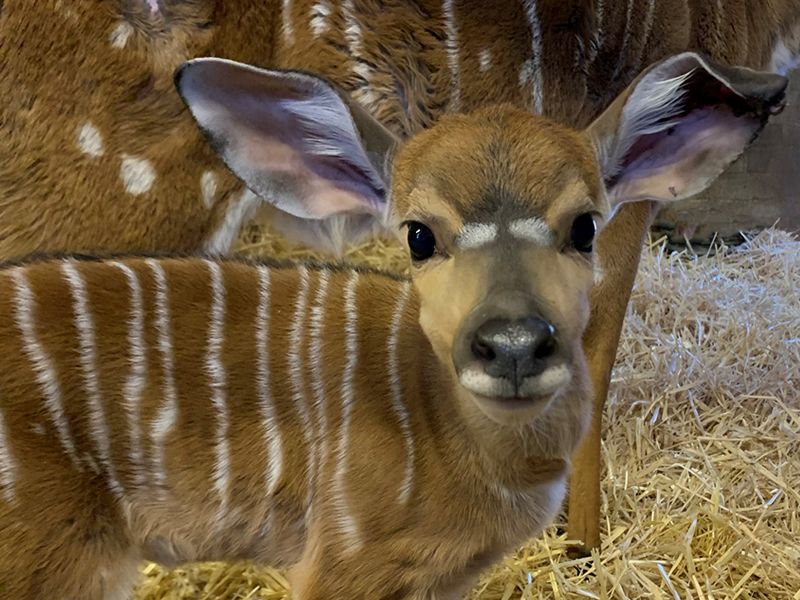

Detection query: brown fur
xmin=1 ymin=0 xmax=798 ymax=553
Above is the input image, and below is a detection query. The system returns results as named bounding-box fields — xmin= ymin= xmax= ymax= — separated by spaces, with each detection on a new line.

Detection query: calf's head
xmin=176 ymin=54 xmax=786 ymax=426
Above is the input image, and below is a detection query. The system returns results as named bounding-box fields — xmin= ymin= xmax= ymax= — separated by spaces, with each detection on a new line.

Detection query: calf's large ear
xmin=586 ymin=52 xmax=788 ymax=213
xmin=174 ymin=58 xmax=399 ymax=223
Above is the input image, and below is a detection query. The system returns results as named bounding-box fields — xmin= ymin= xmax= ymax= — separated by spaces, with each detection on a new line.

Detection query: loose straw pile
xmin=136 ymin=221 xmax=800 ymax=599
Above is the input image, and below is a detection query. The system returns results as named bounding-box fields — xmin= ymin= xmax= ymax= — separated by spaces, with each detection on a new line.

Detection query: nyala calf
xmin=0 ymin=52 xmax=787 ymax=598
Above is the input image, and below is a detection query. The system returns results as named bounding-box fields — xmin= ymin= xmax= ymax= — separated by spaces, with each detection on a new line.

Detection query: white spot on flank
xmin=288 ymin=266 xmax=315 ymax=512
xmin=508 ymin=218 xmax=554 ymax=245
xmin=147 ymin=260 xmax=177 ymax=494
xmin=442 ymin=0 xmax=461 ymax=110
xmin=522 ymin=0 xmax=544 ymax=114
xmin=32 ymin=424 xmax=46 ymax=436
xmin=77 ymin=122 xmax=105 ymax=158
xmin=147 ymin=0 xmax=160 ymax=13
xmin=201 ymin=171 xmax=218 ymax=210
xmin=62 ymin=261 xmax=125 ymax=501
xmin=205 ymin=188 xmax=261 ymax=256
xmin=256 ymin=266 xmax=283 ymax=498
xmin=457 ymin=223 xmax=498 ymax=250
xmin=334 ymin=271 xmax=362 ymax=552
xmin=388 ymin=281 xmax=415 ymax=504
xmin=282 ymin=0 xmax=294 ymax=45
xmin=0 ymin=408 xmax=17 ymax=503
xmin=109 ymin=22 xmax=134 ymax=49
xmin=206 ymin=261 xmax=231 ymax=522
xmin=479 ymin=48 xmax=492 ymax=72
xmin=310 ymin=1 xmax=332 ymax=36
xmin=111 ymin=262 xmax=148 ymax=487
xmin=11 ymin=269 xmax=81 ymax=469
xmin=309 ymin=270 xmax=330 ymax=495
xmin=120 ymin=155 xmax=156 ymax=195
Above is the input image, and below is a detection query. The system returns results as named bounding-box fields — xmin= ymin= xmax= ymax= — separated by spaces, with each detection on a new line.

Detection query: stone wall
xmin=653 ymin=69 xmax=800 ymax=246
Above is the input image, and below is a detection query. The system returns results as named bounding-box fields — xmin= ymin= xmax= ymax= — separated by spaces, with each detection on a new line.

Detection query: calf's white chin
xmin=458 ymin=364 xmax=573 ymax=423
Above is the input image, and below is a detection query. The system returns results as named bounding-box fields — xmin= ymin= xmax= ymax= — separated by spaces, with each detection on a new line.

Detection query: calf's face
xmin=388 ymin=111 xmax=603 ymax=425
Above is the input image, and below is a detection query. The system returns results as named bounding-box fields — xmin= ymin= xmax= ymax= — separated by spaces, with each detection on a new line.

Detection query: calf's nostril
xmin=471 ymin=338 xmax=496 ymax=362
xmin=533 ymin=335 xmax=556 ymax=360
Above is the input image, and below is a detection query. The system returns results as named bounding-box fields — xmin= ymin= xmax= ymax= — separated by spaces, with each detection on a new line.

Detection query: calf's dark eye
xmin=407 ymin=222 xmax=437 ymax=261
xmin=570 ymin=213 xmax=596 ymax=253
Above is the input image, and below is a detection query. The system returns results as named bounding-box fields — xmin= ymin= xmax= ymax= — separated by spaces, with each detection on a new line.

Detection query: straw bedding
xmin=135 ymin=222 xmax=800 ymax=599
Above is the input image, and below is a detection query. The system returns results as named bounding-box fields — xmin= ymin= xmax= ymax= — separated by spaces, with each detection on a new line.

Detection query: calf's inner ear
xmin=586 ymin=52 xmax=788 ymax=212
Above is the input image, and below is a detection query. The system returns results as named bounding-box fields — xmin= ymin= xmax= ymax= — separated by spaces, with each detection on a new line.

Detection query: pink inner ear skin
xmin=236 ymin=136 xmax=382 ymax=220
xmin=609 ymin=108 xmax=758 ymax=206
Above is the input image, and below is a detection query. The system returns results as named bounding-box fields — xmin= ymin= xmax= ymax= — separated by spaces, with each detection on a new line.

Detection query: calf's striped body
xmin=0 ymin=256 xmax=580 ymax=599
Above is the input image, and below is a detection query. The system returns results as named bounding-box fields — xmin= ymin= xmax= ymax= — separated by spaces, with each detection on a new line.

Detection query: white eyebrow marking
xmin=508 ymin=218 xmax=555 ymax=245
xmin=457 ymin=223 xmax=499 ymax=250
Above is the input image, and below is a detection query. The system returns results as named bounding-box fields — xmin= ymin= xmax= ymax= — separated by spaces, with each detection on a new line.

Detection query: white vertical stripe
xmin=308 ymin=270 xmax=330 ymax=490
xmin=342 ymin=0 xmax=363 ymax=55
xmin=310 ymin=0 xmax=332 ymax=37
xmin=111 ymin=262 xmax=147 ymax=487
xmin=62 ymin=261 xmax=124 ymax=500
xmin=256 ymin=266 xmax=283 ymax=497
xmin=288 ymin=266 xmax=314 ymax=510
xmin=206 ymin=260 xmax=231 ymax=520
xmin=342 ymin=0 xmax=379 ymax=107
xmin=11 ymin=269 xmax=81 ymax=469
xmin=147 ymin=259 xmax=178 ymax=494
xmin=388 ymin=281 xmax=414 ymax=504
xmin=282 ymin=0 xmax=294 ymax=45
xmin=522 ymin=0 xmax=544 ymax=114
xmin=442 ymin=0 xmax=461 ymax=110
xmin=0 ymin=408 xmax=16 ymax=503
xmin=333 ymin=271 xmax=361 ymax=551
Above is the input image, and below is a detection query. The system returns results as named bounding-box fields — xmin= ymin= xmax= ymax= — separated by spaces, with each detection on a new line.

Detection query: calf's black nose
xmin=471 ymin=317 xmax=557 ymax=383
